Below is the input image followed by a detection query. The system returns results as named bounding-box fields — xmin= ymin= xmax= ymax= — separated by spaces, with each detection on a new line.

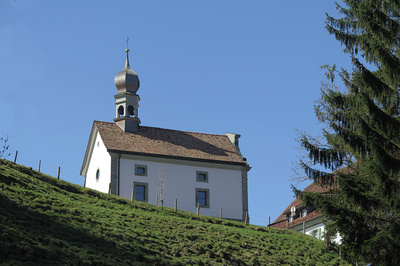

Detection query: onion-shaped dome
xmin=114 ymin=49 xmax=140 ymax=94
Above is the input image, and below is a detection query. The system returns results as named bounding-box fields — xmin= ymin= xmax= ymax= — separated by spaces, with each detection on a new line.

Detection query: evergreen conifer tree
xmin=297 ymin=1 xmax=400 ymax=264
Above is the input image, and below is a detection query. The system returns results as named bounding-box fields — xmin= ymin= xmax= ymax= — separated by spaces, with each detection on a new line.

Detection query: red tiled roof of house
xmin=269 ymin=182 xmax=329 ymax=229
xmin=94 ymin=121 xmax=248 ymax=166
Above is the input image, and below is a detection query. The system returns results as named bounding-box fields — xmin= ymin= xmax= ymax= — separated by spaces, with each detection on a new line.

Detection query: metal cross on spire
xmin=126 ymin=36 xmax=130 ymax=53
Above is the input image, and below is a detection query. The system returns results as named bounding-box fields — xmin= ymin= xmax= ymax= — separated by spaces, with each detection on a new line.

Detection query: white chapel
xmin=80 ymin=49 xmax=251 ymax=221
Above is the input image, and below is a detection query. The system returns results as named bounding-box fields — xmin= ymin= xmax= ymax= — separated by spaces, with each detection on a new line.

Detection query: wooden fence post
xmin=174 ymin=199 xmax=177 ymax=212
xmin=245 ymin=211 xmax=249 ymax=225
xmin=220 ymin=206 xmax=222 ymax=219
xmin=268 ymin=216 xmax=271 ymax=229
xmin=57 ymin=167 xmax=60 ymax=180
xmin=14 ymin=151 xmax=18 ymax=164
xmin=197 ymin=203 xmax=200 ymax=215
xmin=38 ymin=160 xmax=41 ymax=172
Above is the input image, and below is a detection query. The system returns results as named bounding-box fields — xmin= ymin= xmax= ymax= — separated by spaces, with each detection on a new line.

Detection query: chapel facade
xmin=81 ymin=49 xmax=251 ymax=221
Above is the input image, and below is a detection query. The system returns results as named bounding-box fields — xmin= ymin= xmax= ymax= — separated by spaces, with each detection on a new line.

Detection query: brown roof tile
xmin=94 ymin=121 xmax=248 ymax=166
xmin=269 ymin=182 xmax=329 ymax=229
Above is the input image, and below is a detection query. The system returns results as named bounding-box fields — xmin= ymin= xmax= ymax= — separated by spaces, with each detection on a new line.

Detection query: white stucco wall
xmin=118 ymin=155 xmax=244 ymax=220
xmin=85 ymin=132 xmax=111 ymax=193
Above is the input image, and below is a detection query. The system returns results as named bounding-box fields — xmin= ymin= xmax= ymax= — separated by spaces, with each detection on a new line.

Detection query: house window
xmin=310 ymin=228 xmax=322 ymax=240
xmin=302 ymin=208 xmax=307 ymax=217
xmin=134 ymin=182 xmax=148 ymax=202
xmin=196 ymin=171 xmax=208 ymax=182
xmin=96 ymin=169 xmax=100 ymax=181
xmin=312 ymin=229 xmax=318 ymax=238
xmin=196 ymin=188 xmax=209 ymax=208
xmin=135 ymin=165 xmax=147 ymax=176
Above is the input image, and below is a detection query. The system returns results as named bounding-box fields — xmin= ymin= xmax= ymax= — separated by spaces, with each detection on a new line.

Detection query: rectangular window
xmin=318 ymin=228 xmax=322 ymax=240
xmin=134 ymin=182 xmax=148 ymax=202
xmin=196 ymin=171 xmax=208 ymax=182
xmin=312 ymin=229 xmax=318 ymax=238
xmin=302 ymin=208 xmax=307 ymax=217
xmin=135 ymin=164 xmax=147 ymax=176
xmin=195 ymin=188 xmax=210 ymax=208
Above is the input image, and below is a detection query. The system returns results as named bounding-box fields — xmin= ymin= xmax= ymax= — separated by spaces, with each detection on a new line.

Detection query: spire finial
xmin=125 ymin=36 xmax=130 ymax=68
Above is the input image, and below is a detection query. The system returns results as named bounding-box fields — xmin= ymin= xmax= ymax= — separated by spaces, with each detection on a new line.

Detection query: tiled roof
xmin=269 ymin=182 xmax=329 ymax=229
xmin=94 ymin=121 xmax=248 ymax=166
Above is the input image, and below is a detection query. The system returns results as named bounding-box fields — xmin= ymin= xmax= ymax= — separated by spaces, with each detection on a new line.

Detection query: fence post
xmin=197 ymin=203 xmax=200 ymax=215
xmin=14 ymin=151 xmax=18 ymax=164
xmin=220 ymin=206 xmax=222 ymax=219
xmin=245 ymin=211 xmax=249 ymax=225
xmin=38 ymin=160 xmax=41 ymax=172
xmin=108 ymin=183 xmax=111 ymax=195
xmin=57 ymin=167 xmax=60 ymax=180
xmin=174 ymin=199 xmax=177 ymax=212
xmin=268 ymin=216 xmax=271 ymax=229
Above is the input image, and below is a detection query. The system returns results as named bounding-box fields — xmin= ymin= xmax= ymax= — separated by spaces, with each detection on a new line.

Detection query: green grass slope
xmin=0 ymin=159 xmax=348 ymax=265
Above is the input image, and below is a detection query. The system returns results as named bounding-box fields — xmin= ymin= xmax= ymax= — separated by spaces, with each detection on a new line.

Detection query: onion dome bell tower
xmin=113 ymin=48 xmax=141 ymax=133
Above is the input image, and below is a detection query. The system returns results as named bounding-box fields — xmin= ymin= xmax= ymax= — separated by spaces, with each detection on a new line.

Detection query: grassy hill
xmin=0 ymin=159 xmax=348 ymax=265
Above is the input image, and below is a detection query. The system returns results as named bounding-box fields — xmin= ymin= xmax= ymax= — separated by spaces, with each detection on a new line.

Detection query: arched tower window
xmin=128 ymin=105 xmax=135 ymax=117
xmin=118 ymin=106 xmax=124 ymax=117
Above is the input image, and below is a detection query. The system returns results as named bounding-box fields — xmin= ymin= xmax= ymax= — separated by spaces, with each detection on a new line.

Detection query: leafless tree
xmin=0 ymin=136 xmax=10 ymax=158
xmin=156 ymin=169 xmax=166 ymax=209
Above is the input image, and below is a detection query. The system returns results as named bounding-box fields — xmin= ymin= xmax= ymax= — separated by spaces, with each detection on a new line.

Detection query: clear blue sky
xmin=1 ymin=0 xmax=351 ymax=226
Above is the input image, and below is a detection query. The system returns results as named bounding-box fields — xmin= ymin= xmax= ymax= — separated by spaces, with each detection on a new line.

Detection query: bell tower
xmin=113 ymin=48 xmax=141 ymax=133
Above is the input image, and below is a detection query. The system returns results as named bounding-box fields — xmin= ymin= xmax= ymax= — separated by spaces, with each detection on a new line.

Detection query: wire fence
xmin=7 ymin=150 xmax=274 ymax=226
xmin=11 ymin=150 xmax=84 ymax=186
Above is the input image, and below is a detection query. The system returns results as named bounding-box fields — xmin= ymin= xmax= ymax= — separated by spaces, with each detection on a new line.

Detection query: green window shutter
xmin=318 ymin=228 xmax=322 ymax=240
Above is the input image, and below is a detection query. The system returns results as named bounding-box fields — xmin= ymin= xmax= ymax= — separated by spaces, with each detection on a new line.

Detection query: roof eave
xmin=287 ymin=214 xmax=324 ymax=230
xmin=106 ymin=149 xmax=250 ymax=168
xmin=80 ymin=122 xmax=99 ymax=176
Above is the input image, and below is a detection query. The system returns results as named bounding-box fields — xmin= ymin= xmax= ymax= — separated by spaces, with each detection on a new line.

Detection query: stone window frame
xmin=195 ymin=188 xmax=210 ymax=208
xmin=196 ymin=171 xmax=208 ymax=183
xmin=133 ymin=182 xmax=148 ymax=202
xmin=135 ymin=164 xmax=147 ymax=176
